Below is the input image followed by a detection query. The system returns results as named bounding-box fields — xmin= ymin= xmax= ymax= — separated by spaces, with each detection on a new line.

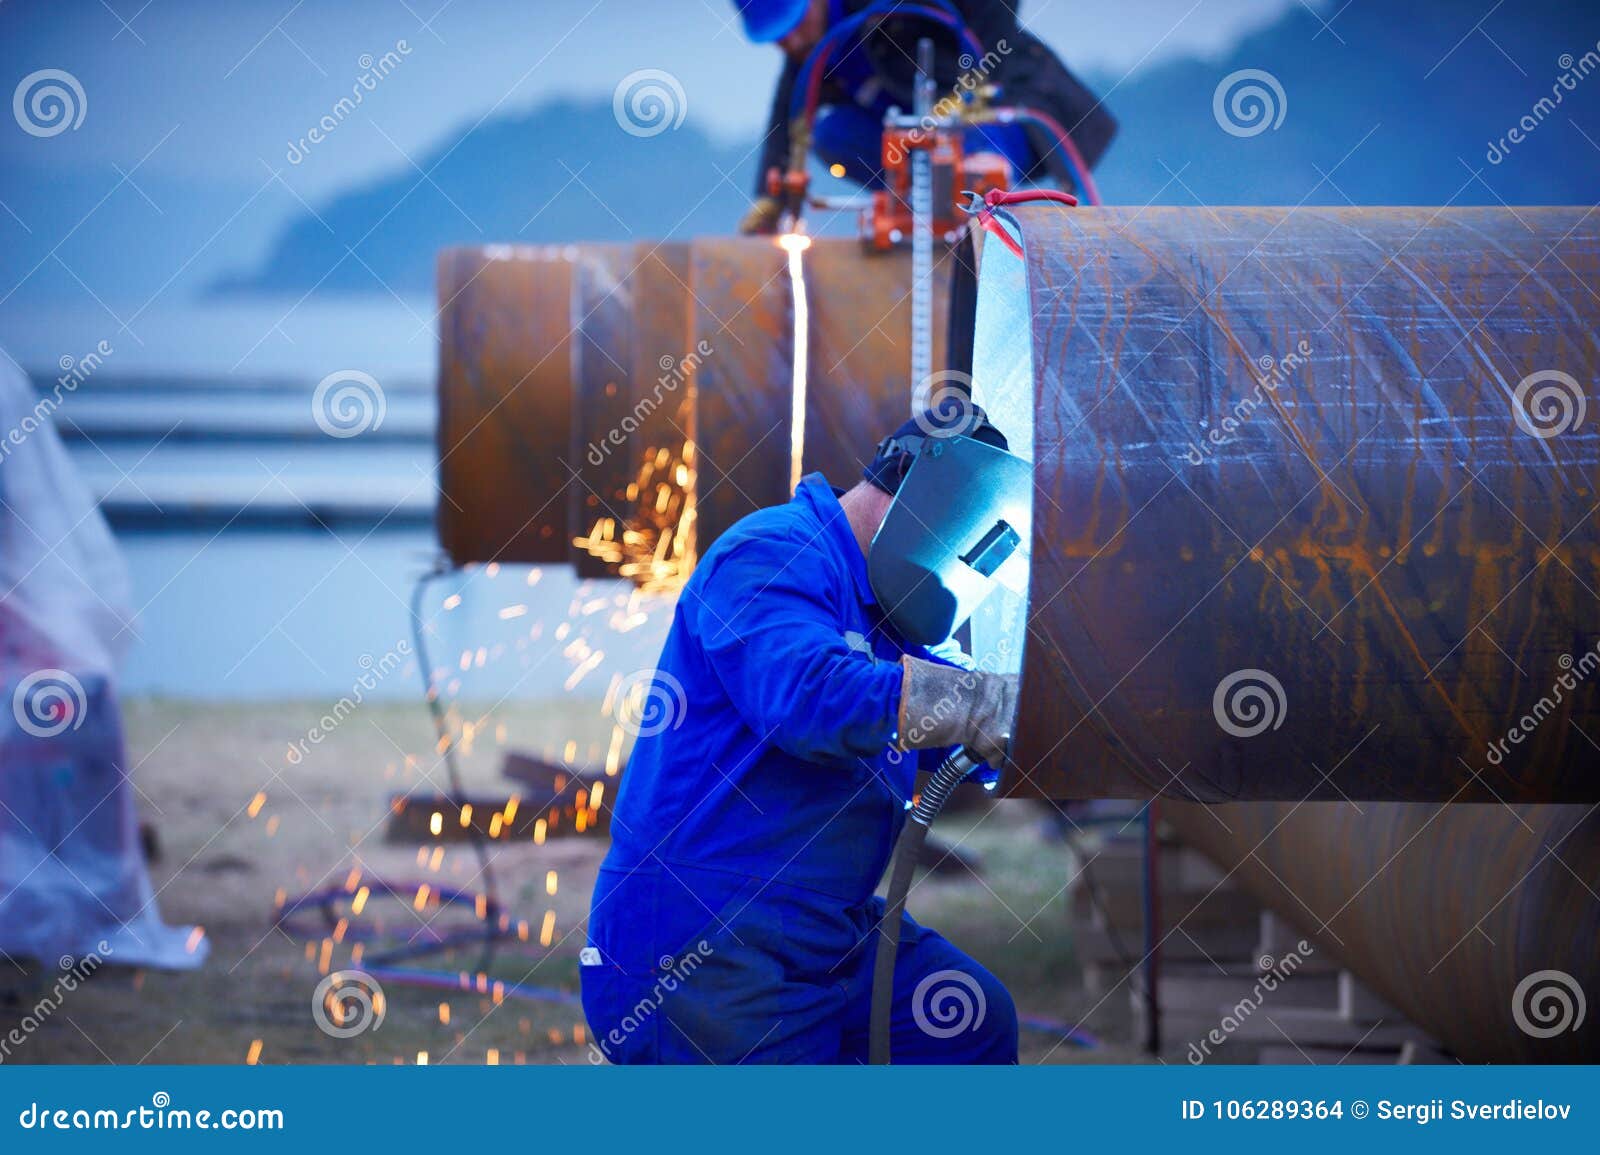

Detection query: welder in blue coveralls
xmin=734 ymin=0 xmax=1117 ymax=233
xmin=582 ymin=406 xmax=1028 ymax=1063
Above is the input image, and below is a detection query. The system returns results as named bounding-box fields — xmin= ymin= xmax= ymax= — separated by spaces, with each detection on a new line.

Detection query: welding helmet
xmin=733 ymin=0 xmax=810 ymax=42
xmin=865 ymin=406 xmax=1031 ymax=648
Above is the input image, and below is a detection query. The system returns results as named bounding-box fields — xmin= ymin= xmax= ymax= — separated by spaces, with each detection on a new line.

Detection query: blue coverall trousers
xmin=582 ymin=863 xmax=1017 ymax=1064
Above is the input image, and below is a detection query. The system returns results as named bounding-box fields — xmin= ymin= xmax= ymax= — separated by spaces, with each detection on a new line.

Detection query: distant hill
xmin=211 ymin=100 xmax=757 ymax=296
xmin=218 ymin=0 xmax=1600 ymax=295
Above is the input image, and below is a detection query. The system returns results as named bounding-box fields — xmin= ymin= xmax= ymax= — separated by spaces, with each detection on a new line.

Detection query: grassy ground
xmin=1 ymin=698 xmax=1139 ymax=1065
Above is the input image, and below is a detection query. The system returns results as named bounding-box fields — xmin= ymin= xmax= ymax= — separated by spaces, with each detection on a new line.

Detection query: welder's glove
xmin=896 ymin=656 xmax=1018 ymax=768
xmin=738 ymin=196 xmax=783 ymax=236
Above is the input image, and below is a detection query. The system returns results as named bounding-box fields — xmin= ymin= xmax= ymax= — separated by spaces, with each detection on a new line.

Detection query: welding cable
xmin=276 ymin=880 xmax=507 ymax=967
xmin=871 ymin=751 xmax=1105 ymax=1059
xmin=410 ymin=563 xmax=502 ymax=973
xmin=989 ymin=106 xmax=1102 ymax=206
xmin=869 ymin=746 xmax=981 ymax=1064
xmin=1021 ymin=1015 xmax=1100 ymax=1050
xmin=1142 ymin=801 xmax=1162 ymax=1055
xmin=278 ymin=880 xmax=591 ymax=1020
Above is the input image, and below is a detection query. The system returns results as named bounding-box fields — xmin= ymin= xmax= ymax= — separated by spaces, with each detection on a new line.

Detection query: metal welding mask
xmin=867 ymin=434 xmax=1032 ymax=648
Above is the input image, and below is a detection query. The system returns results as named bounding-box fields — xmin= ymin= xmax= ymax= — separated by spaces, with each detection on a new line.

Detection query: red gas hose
xmin=971 ymin=187 xmax=1079 ymax=258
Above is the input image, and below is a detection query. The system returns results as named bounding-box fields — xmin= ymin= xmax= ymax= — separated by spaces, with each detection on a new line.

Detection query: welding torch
xmin=767 ymin=123 xmax=815 ymax=235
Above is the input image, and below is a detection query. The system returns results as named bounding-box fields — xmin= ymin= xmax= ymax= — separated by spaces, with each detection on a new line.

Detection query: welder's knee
xmin=941 ymin=965 xmax=1018 ymax=1064
xmin=891 ymin=930 xmax=1018 ymax=1064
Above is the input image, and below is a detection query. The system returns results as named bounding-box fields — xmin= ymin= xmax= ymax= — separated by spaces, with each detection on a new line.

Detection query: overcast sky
xmin=4 ymin=0 xmax=1318 ymax=196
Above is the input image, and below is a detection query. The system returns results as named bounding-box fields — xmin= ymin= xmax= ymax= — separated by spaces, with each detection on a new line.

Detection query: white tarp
xmin=0 ymin=352 xmax=207 ymax=969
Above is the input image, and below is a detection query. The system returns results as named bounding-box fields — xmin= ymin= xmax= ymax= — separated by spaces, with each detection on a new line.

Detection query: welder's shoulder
xmin=686 ymin=502 xmax=842 ymax=602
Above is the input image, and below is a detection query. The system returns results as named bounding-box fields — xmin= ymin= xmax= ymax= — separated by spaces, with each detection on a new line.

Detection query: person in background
xmin=733 ymin=0 xmax=1117 ymax=233
xmin=0 ymin=352 xmax=207 ymax=973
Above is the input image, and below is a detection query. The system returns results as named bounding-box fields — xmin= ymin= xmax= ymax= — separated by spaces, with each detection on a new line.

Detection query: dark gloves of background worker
xmin=897 ymin=656 xmax=1017 ymax=766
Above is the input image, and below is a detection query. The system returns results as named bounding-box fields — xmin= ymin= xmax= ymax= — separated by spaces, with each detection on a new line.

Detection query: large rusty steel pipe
xmin=1163 ymin=799 xmax=1600 ymax=1062
xmin=436 ymin=239 xmax=947 ymax=574
xmin=986 ymin=206 xmax=1600 ymax=804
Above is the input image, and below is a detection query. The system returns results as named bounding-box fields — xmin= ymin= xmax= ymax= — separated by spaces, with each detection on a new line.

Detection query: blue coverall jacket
xmin=581 ymin=474 xmax=1017 ymax=1063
